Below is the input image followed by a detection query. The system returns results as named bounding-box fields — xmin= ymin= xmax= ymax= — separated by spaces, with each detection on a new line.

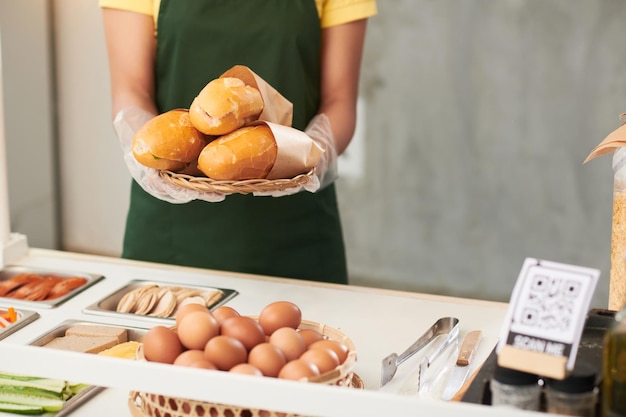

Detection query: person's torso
xmin=155 ymin=0 xmax=321 ymax=130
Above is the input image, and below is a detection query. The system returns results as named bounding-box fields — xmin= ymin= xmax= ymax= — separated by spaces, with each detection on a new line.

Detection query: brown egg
xmin=269 ymin=327 xmax=306 ymax=361
xmin=247 ymin=342 xmax=286 ymax=377
xmin=211 ymin=306 xmax=240 ymax=325
xmin=309 ymin=339 xmax=349 ymax=364
xmin=177 ymin=310 xmax=219 ymax=350
xmin=203 ymin=335 xmax=247 ymax=371
xmin=297 ymin=329 xmax=324 ymax=347
xmin=229 ymin=363 xmax=263 ymax=376
xmin=142 ymin=326 xmax=184 ymax=364
xmin=187 ymin=359 xmax=218 ymax=370
xmin=258 ymin=301 xmax=302 ymax=335
xmin=278 ymin=359 xmax=320 ymax=381
xmin=175 ymin=303 xmax=210 ymax=324
xmin=220 ymin=316 xmax=265 ymax=351
xmin=173 ymin=349 xmax=207 ymax=367
xmin=299 ymin=347 xmax=340 ymax=374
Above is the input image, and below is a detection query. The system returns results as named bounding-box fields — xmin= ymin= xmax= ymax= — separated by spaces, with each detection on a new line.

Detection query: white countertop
xmin=0 ymin=248 xmax=543 ymax=417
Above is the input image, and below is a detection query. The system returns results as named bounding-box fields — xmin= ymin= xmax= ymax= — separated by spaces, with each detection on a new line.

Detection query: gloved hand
xmin=113 ymin=106 xmax=226 ymax=204
xmin=304 ymin=113 xmax=338 ymax=190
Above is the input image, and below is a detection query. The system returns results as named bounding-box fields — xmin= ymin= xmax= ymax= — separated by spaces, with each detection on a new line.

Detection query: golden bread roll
xmin=197 ymin=124 xmax=277 ymax=180
xmin=132 ymin=109 xmax=208 ymax=172
xmin=189 ymin=77 xmax=264 ymax=136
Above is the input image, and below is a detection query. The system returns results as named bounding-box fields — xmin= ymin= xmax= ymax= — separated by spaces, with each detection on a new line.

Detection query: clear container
xmin=602 ymin=308 xmax=626 ymax=417
xmin=490 ymin=365 xmax=541 ymax=410
xmin=610 ymin=147 xmax=626 ymax=311
xmin=545 ymin=360 xmax=598 ymax=417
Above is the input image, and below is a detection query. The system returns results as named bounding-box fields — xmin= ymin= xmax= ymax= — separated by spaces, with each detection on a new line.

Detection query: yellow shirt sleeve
xmin=98 ymin=0 xmax=377 ymax=30
xmin=98 ymin=0 xmax=154 ymax=16
xmin=318 ymin=0 xmax=378 ymax=28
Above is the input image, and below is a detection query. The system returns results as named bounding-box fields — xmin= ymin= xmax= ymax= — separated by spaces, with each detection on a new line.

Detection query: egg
xmin=247 ymin=342 xmax=286 ymax=377
xmin=278 ymin=359 xmax=320 ymax=381
xmin=203 ymin=335 xmax=247 ymax=371
xmin=229 ymin=363 xmax=263 ymax=376
xmin=258 ymin=301 xmax=302 ymax=335
xmin=174 ymin=303 xmax=211 ymax=324
xmin=142 ymin=326 xmax=184 ymax=364
xmin=220 ymin=316 xmax=265 ymax=351
xmin=297 ymin=328 xmax=324 ymax=347
xmin=177 ymin=310 xmax=219 ymax=350
xmin=173 ymin=349 xmax=207 ymax=367
xmin=187 ymin=359 xmax=218 ymax=370
xmin=309 ymin=339 xmax=349 ymax=364
xmin=269 ymin=327 xmax=306 ymax=361
xmin=211 ymin=306 xmax=240 ymax=325
xmin=299 ymin=347 xmax=340 ymax=374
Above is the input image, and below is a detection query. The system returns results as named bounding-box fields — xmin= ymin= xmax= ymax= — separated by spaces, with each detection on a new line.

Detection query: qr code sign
xmin=509 ymin=261 xmax=597 ymax=343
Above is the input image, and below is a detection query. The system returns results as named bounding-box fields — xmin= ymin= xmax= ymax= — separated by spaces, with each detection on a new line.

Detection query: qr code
xmin=510 ymin=265 xmax=592 ymax=341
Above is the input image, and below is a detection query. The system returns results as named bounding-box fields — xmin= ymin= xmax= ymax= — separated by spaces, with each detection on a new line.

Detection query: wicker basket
xmin=159 ymin=169 xmax=316 ymax=195
xmin=129 ymin=320 xmax=359 ymax=417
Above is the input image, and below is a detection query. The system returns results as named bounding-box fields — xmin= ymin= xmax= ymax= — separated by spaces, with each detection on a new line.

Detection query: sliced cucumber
xmin=0 ymin=392 xmax=64 ymax=412
xmin=0 ymin=377 xmax=65 ymax=396
xmin=0 ymin=401 xmax=44 ymax=415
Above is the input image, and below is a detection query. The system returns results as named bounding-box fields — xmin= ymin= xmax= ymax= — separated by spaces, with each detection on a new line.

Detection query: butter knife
xmin=441 ymin=330 xmax=482 ymax=401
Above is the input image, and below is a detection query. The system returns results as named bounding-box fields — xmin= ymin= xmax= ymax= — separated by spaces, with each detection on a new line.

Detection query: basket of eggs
xmin=128 ymin=301 xmax=359 ymax=417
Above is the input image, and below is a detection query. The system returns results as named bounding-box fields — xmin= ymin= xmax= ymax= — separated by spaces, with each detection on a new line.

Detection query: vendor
xmin=99 ymin=0 xmax=378 ymax=284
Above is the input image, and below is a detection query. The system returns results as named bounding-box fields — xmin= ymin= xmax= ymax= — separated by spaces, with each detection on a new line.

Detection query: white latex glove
xmin=305 ymin=113 xmax=338 ymax=190
xmin=113 ymin=106 xmax=226 ymax=204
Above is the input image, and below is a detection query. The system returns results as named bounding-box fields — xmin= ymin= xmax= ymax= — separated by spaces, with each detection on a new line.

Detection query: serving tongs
xmin=380 ymin=317 xmax=459 ymax=387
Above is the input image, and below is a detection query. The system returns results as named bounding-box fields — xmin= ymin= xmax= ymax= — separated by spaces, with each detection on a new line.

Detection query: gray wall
xmin=341 ymin=0 xmax=620 ymax=306
xmin=0 ymin=0 xmax=59 ymax=249
xmin=2 ymin=1 xmax=622 ymax=308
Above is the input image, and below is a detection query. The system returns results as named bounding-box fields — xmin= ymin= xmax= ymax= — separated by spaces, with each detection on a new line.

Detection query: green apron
xmin=122 ymin=0 xmax=348 ymax=284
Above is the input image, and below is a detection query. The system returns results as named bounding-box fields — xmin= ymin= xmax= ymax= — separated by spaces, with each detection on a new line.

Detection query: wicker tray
xmin=129 ymin=319 xmax=359 ymax=417
xmin=128 ymin=373 xmax=363 ymax=417
xmin=159 ymin=169 xmax=316 ymax=195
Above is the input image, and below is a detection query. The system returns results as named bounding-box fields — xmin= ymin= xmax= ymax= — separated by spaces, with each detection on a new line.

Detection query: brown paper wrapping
xmin=252 ymin=121 xmax=324 ymax=180
xmin=220 ymin=65 xmax=293 ymax=128
xmin=585 ymin=115 xmax=626 ymax=310
xmin=220 ymin=66 xmax=322 ymax=181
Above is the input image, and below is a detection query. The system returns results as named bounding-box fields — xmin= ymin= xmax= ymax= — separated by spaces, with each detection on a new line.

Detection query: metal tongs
xmin=381 ymin=317 xmax=459 ymax=387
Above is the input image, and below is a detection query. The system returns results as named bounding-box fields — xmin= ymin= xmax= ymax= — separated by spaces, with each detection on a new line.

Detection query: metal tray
xmin=27 ymin=320 xmax=149 ymax=417
xmin=29 ymin=319 xmax=148 ymax=347
xmin=0 ymin=307 xmax=38 ymax=341
xmin=83 ymin=279 xmax=238 ymax=324
xmin=0 ymin=265 xmax=104 ymax=309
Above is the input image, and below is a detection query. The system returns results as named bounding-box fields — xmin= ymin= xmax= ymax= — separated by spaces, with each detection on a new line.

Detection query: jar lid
xmin=493 ymin=365 xmax=539 ymax=385
xmin=546 ymin=361 xmax=597 ymax=393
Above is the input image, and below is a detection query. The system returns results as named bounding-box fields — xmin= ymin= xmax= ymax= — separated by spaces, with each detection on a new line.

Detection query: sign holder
xmin=496 ymin=257 xmax=600 ymax=379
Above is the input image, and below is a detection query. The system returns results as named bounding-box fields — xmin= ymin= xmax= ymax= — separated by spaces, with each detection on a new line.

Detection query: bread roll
xmin=197 ymin=124 xmax=277 ymax=180
xmin=189 ymin=77 xmax=264 ymax=136
xmin=132 ymin=109 xmax=208 ymax=171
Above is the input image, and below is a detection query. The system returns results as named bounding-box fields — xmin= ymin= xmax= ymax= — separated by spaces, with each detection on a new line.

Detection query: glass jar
xmin=545 ymin=360 xmax=598 ymax=417
xmin=610 ymin=147 xmax=626 ymax=311
xmin=490 ymin=365 xmax=541 ymax=410
xmin=603 ymin=308 xmax=626 ymax=417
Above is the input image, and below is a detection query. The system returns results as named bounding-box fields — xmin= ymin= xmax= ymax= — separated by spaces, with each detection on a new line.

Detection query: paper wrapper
xmin=220 ymin=65 xmax=293 ymax=128
xmin=584 ymin=114 xmax=626 ymax=163
xmin=585 ymin=114 xmax=626 ymax=310
xmin=249 ymin=121 xmax=324 ymax=180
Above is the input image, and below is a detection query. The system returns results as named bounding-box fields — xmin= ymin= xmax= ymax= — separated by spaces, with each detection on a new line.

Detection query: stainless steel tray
xmin=0 ymin=265 xmax=104 ymax=309
xmin=28 ymin=320 xmax=149 ymax=417
xmin=0 ymin=307 xmax=38 ymax=341
xmin=83 ymin=279 xmax=238 ymax=323
xmin=29 ymin=319 xmax=149 ymax=347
